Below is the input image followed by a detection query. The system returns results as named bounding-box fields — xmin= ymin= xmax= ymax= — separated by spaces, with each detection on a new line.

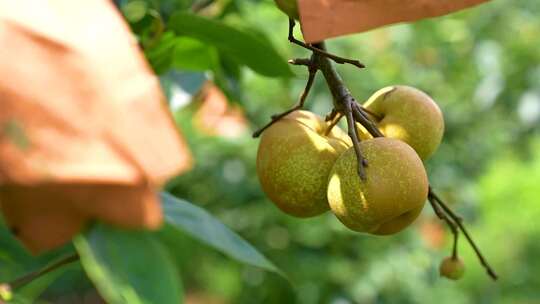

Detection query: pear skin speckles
xmin=256 ymin=110 xmax=350 ymax=218
xmin=364 ymin=85 xmax=444 ymax=160
xmin=327 ymin=138 xmax=428 ymax=234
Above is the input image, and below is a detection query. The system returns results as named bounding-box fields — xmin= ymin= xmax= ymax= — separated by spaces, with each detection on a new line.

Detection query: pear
xmin=327 ymin=137 xmax=428 ymax=234
xmin=362 ymin=85 xmax=444 ymax=160
xmin=439 ymin=256 xmax=466 ymax=280
xmin=257 ymin=110 xmax=350 ymax=217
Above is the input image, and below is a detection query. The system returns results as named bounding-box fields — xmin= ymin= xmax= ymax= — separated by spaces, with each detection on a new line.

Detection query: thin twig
xmin=344 ymin=99 xmax=367 ymax=179
xmin=429 ymin=190 xmax=498 ymax=280
xmin=429 ymin=189 xmax=463 ymax=224
xmin=451 ymin=225 xmax=459 ymax=259
xmin=360 ymin=107 xmax=383 ymax=121
xmin=441 ymin=213 xmax=459 ymax=260
xmin=352 ymin=104 xmax=384 ymax=138
xmin=428 ymin=189 xmax=446 ymax=220
xmin=324 ymin=112 xmax=343 ymax=136
xmin=288 ymin=58 xmax=312 ymax=66
xmin=7 ymin=253 xmax=79 ymax=290
xmin=288 ymin=19 xmax=365 ymax=69
xmin=429 ymin=193 xmax=459 ymax=259
xmin=252 ymin=57 xmax=317 ymax=138
xmin=325 ymin=108 xmax=339 ymax=122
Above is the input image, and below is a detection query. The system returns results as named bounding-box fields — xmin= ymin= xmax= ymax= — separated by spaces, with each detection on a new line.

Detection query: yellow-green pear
xmin=257 ymin=110 xmax=351 ymax=217
xmin=274 ymin=0 xmax=299 ymax=20
xmin=362 ymin=85 xmax=444 ymax=160
xmin=327 ymin=137 xmax=428 ymax=235
xmin=439 ymin=256 xmax=465 ymax=280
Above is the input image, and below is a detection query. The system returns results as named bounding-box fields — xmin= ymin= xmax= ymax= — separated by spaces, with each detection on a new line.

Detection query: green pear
xmin=362 ymin=85 xmax=445 ymax=160
xmin=274 ymin=0 xmax=299 ymax=20
xmin=256 ymin=110 xmax=351 ymax=217
xmin=439 ymin=256 xmax=465 ymax=280
xmin=327 ymin=137 xmax=428 ymax=235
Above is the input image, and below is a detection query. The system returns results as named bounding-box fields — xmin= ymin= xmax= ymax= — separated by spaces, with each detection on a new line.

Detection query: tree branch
xmin=252 ymin=56 xmax=318 ymax=138
xmin=429 ymin=190 xmax=498 ymax=280
xmin=6 ymin=253 xmax=80 ymax=290
xmin=324 ymin=111 xmax=343 ymax=136
xmin=288 ymin=19 xmax=365 ymax=69
xmin=253 ymin=18 xmax=498 ymax=281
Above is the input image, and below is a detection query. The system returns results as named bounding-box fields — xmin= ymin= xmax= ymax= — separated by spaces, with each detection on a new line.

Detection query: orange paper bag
xmin=0 ymin=0 xmax=192 ymax=253
xmin=299 ymin=0 xmax=491 ymax=43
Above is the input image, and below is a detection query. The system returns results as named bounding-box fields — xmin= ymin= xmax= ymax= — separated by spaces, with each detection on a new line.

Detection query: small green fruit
xmin=274 ymin=0 xmax=299 ymax=20
xmin=439 ymin=256 xmax=465 ymax=280
xmin=327 ymin=137 xmax=428 ymax=235
xmin=362 ymin=85 xmax=445 ymax=160
xmin=256 ymin=110 xmax=350 ymax=217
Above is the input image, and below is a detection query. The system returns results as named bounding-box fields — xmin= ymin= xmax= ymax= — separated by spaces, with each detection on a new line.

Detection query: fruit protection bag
xmin=0 ymin=0 xmax=191 ymax=254
xmin=299 ymin=0 xmax=491 ymax=43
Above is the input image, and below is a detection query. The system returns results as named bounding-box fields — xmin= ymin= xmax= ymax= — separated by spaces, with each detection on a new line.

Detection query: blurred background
xmin=2 ymin=0 xmax=540 ymax=303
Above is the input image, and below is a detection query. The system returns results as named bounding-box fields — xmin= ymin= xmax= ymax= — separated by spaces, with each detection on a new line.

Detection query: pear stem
xmin=324 ymin=112 xmax=343 ymax=136
xmin=361 ymin=107 xmax=383 ymax=122
xmin=429 ymin=191 xmax=459 ymax=259
xmin=452 ymin=229 xmax=459 ymax=260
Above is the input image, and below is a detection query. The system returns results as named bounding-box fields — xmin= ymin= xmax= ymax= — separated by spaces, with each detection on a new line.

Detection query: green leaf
xmin=213 ymin=53 xmax=243 ymax=102
xmin=74 ymin=224 xmax=183 ymax=304
xmin=146 ymin=32 xmax=218 ymax=74
xmin=168 ymin=12 xmax=292 ymax=78
xmin=172 ymin=37 xmax=219 ymax=71
xmin=161 ymin=192 xmax=285 ymax=277
xmin=121 ymin=0 xmax=148 ymax=23
xmin=144 ymin=31 xmax=177 ymax=74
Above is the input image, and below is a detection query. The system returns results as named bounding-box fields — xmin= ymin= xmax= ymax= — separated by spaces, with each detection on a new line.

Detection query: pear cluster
xmin=256 ymin=85 xmax=444 ymax=236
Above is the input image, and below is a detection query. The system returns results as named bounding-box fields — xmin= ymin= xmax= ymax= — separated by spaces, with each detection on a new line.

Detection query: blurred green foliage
xmin=1 ymin=0 xmax=540 ymax=303
xmin=160 ymin=0 xmax=540 ymax=303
